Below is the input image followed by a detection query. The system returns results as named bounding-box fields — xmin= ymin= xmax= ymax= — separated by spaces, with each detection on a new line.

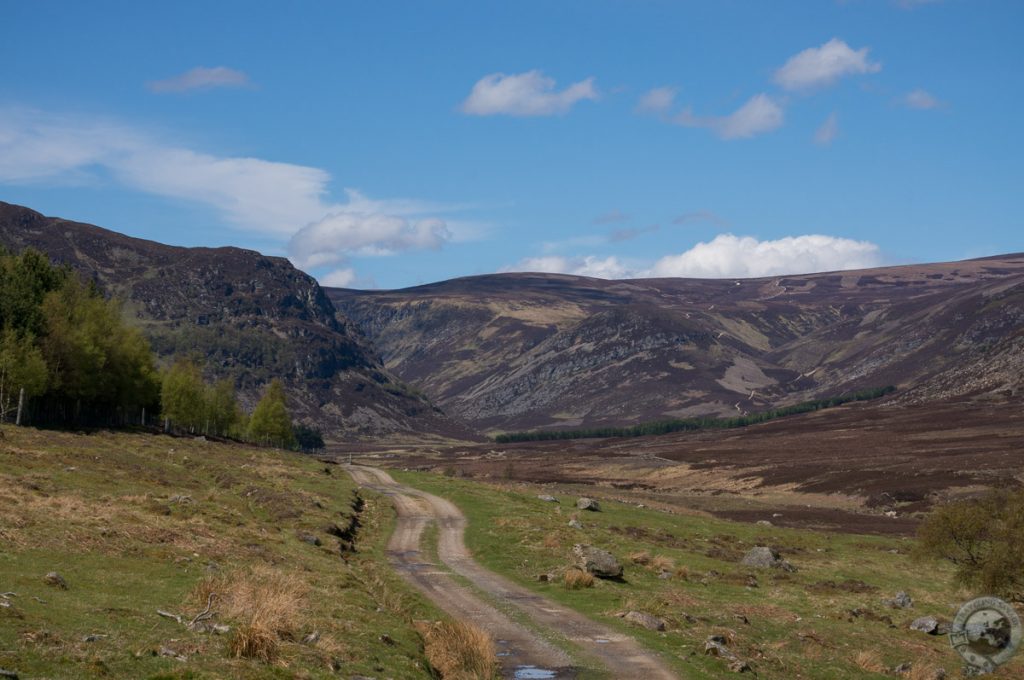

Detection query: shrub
xmin=915 ymin=487 xmax=1024 ymax=599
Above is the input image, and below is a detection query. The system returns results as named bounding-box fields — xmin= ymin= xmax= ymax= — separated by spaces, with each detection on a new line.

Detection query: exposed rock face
xmin=330 ymin=258 xmax=1024 ymax=433
xmin=740 ymin=546 xmax=796 ymax=572
xmin=0 ymin=202 xmax=470 ymax=440
xmin=572 ymin=544 xmax=622 ymax=579
xmin=576 ymin=497 xmax=600 ymax=511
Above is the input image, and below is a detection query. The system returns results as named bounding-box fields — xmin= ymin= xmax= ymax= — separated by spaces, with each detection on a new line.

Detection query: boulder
xmin=740 ymin=547 xmax=796 ymax=572
xmin=43 ymin=572 xmax=67 ymax=590
xmin=576 ymin=497 xmax=600 ymax=511
xmin=886 ymin=590 xmax=913 ymax=609
xmin=537 ymin=494 xmax=559 ymax=503
xmin=567 ymin=519 xmax=583 ymax=529
xmin=572 ymin=544 xmax=622 ymax=578
xmin=909 ymin=616 xmax=946 ymax=635
xmin=624 ymin=611 xmax=665 ymax=631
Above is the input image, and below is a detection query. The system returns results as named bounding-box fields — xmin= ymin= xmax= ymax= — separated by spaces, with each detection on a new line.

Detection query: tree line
xmin=0 ymin=247 xmax=323 ymax=451
xmin=494 ymin=386 xmax=897 ymax=443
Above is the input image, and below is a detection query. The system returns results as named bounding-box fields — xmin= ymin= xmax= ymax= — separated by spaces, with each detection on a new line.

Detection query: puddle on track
xmin=514 ymin=666 xmax=558 ymax=679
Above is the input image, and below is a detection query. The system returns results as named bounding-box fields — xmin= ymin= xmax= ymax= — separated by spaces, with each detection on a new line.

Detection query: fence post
xmin=15 ymin=388 xmax=24 ymax=426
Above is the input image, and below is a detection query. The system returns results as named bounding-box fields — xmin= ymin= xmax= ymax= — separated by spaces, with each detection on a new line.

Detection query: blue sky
xmin=2 ymin=0 xmax=1021 ymax=288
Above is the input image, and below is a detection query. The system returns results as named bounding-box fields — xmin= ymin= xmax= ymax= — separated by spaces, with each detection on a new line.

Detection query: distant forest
xmin=493 ymin=386 xmax=896 ymax=443
xmin=0 ymin=247 xmax=322 ymax=451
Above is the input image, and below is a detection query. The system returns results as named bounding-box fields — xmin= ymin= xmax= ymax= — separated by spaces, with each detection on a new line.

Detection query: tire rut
xmin=347 ymin=464 xmax=680 ymax=679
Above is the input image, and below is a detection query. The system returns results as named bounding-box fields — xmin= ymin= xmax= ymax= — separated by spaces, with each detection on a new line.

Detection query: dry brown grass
xmin=673 ymin=565 xmax=691 ymax=581
xmin=628 ymin=550 xmax=651 ymax=565
xmin=193 ymin=565 xmax=307 ymax=662
xmin=542 ymin=531 xmax=561 ymax=548
xmin=416 ymin=620 xmax=497 ymax=680
xmin=650 ymin=554 xmax=675 ymax=572
xmin=563 ymin=567 xmax=595 ymax=590
xmin=854 ymin=649 xmax=885 ymax=674
xmin=907 ymin=661 xmax=945 ymax=680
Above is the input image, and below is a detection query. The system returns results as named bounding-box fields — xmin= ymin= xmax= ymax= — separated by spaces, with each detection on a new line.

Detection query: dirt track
xmin=347 ymin=465 xmax=678 ymax=680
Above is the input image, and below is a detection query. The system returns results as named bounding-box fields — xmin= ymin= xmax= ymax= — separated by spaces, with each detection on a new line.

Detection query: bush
xmin=915 ymin=487 xmax=1024 ymax=599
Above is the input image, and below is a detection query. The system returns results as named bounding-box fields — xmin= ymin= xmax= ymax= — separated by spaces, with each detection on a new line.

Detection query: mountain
xmin=329 ymin=256 xmax=1024 ymax=433
xmin=0 ymin=201 xmax=471 ymax=441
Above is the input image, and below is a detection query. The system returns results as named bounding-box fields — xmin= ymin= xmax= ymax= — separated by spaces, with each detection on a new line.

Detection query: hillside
xmin=0 ymin=202 xmax=469 ymax=441
xmin=329 ymin=256 xmax=1024 ymax=433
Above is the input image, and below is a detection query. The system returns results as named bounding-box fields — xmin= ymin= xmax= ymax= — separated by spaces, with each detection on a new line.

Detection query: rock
xmin=909 ymin=616 xmax=943 ymax=635
xmin=740 ymin=547 xmax=796 ymax=572
xmin=43 ymin=572 xmax=67 ymax=589
xmin=572 ymin=544 xmax=622 ymax=579
xmin=756 ymin=520 xmax=772 ymax=526
xmin=704 ymin=636 xmax=733 ymax=657
xmin=537 ymin=494 xmax=558 ymax=503
xmin=658 ymin=570 xmax=672 ymax=580
xmin=567 ymin=519 xmax=583 ymax=529
xmin=0 ymin=669 xmax=19 ymax=679
xmin=82 ymin=634 xmax=106 ymax=642
xmin=886 ymin=590 xmax=913 ymax=609
xmin=728 ymin=659 xmax=753 ymax=673
xmin=537 ymin=573 xmax=552 ymax=583
xmin=892 ymin=662 xmax=912 ymax=675
xmin=576 ymin=497 xmax=600 ymax=511
xmin=299 ymin=533 xmax=322 ymax=547
xmin=624 ymin=611 xmax=665 ymax=631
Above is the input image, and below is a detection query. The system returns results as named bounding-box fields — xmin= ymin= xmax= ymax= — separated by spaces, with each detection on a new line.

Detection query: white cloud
xmin=147 ymin=66 xmax=251 ymax=93
xmin=635 ymin=87 xmax=677 ymax=114
xmin=676 ymin=94 xmax=784 ymax=140
xmin=505 ymin=255 xmax=633 ymax=279
xmin=904 ymin=88 xmax=942 ymax=109
xmin=773 ymin=39 xmax=881 ymax=91
xmin=814 ymin=112 xmax=839 ymax=146
xmin=320 ymin=268 xmax=357 ymax=288
xmin=650 ymin=234 xmax=882 ymax=278
xmin=0 ymin=108 xmax=455 ymax=273
xmin=460 ymin=70 xmax=598 ymax=116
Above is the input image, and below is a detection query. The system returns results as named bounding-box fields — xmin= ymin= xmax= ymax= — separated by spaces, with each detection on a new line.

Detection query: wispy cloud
xmin=814 ymin=112 xmax=839 ymax=146
xmin=460 ymin=70 xmax=598 ymax=116
xmin=147 ymin=66 xmax=252 ymax=93
xmin=320 ymin=268 xmax=356 ymax=287
xmin=635 ymin=86 xmax=677 ymax=114
xmin=673 ymin=210 xmax=729 ymax=228
xmin=0 ymin=108 xmax=457 ymax=274
xmin=903 ymin=88 xmax=943 ymax=109
xmin=774 ymin=39 xmax=881 ymax=91
xmin=592 ymin=209 xmax=629 ymax=225
xmin=504 ymin=255 xmax=634 ymax=279
xmin=675 ymin=94 xmax=784 ymax=140
xmin=609 ymin=224 xmax=659 ymax=242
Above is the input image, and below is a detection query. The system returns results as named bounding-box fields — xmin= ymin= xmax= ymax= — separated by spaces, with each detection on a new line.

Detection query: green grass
xmin=394 ymin=470 xmax=1024 ymax=679
xmin=0 ymin=427 xmax=437 ymax=679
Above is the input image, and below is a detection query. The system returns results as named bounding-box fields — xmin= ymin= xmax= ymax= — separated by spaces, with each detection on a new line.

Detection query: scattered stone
xmin=756 ymin=520 xmax=772 ymax=526
xmin=576 ymin=497 xmax=600 ymax=511
xmin=158 ymin=646 xmax=186 ymax=661
xmin=0 ymin=669 xmax=19 ymax=679
xmin=740 ymin=547 xmax=796 ymax=572
xmin=168 ymin=494 xmax=194 ymax=505
xmin=537 ymin=494 xmax=558 ymax=503
xmin=624 ymin=611 xmax=665 ymax=631
xmin=885 ymin=510 xmax=898 ymax=518
xmin=886 ymin=590 xmax=913 ymax=609
xmin=82 ymin=634 xmax=107 ymax=642
xmin=704 ymin=636 xmax=732 ymax=657
xmin=658 ymin=570 xmax=672 ymax=580
xmin=909 ymin=616 xmax=946 ymax=635
xmin=892 ymin=662 xmax=912 ymax=675
xmin=772 ymin=513 xmax=783 ymax=518
xmin=728 ymin=659 xmax=753 ymax=673
xmin=567 ymin=519 xmax=583 ymax=529
xmin=43 ymin=572 xmax=67 ymax=590
xmin=572 ymin=544 xmax=623 ymax=579
xmin=379 ymin=633 xmax=395 ymax=646
xmin=299 ymin=533 xmax=322 ymax=547
xmin=745 ymin=575 xmax=759 ymax=588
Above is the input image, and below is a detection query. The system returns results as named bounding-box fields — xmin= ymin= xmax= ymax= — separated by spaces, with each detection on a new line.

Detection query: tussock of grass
xmin=416 ymin=619 xmax=498 ymax=679
xmin=628 ymin=550 xmax=651 ymax=565
xmin=854 ymin=649 xmax=885 ymax=673
xmin=563 ymin=567 xmax=595 ymax=590
xmin=650 ymin=555 xmax=674 ymax=572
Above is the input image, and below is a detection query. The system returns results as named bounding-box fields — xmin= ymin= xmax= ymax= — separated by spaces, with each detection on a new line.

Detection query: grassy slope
xmin=396 ymin=470 xmax=1024 ymax=680
xmin=0 ymin=427 xmax=436 ymax=680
